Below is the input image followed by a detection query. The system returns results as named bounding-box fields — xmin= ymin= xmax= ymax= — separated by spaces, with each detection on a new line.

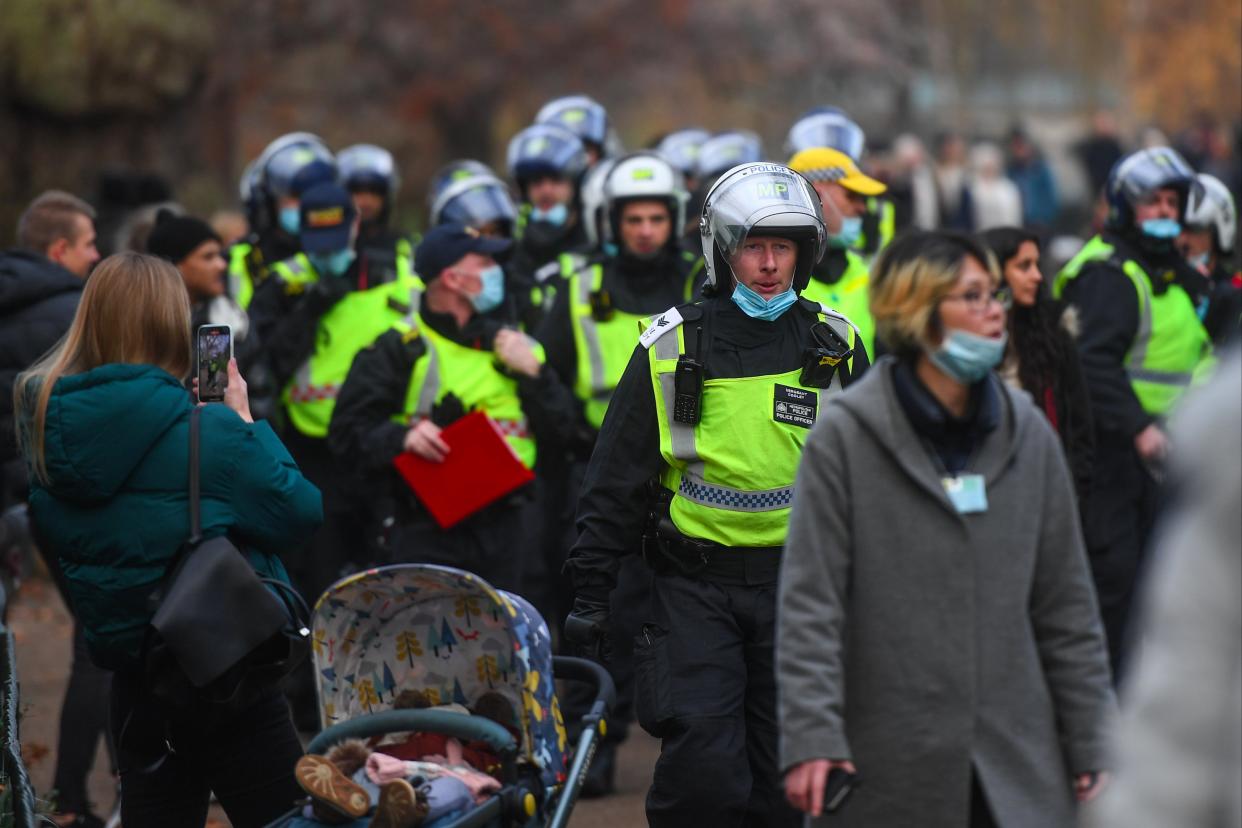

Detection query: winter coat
xmin=0 ymin=251 xmax=81 ymax=503
xmin=25 ymin=363 xmax=322 ymax=670
xmin=777 ymin=357 xmax=1116 ymax=828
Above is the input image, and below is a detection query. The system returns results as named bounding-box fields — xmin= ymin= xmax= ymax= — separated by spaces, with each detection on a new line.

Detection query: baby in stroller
xmin=267 ymin=564 xmax=614 ymax=828
xmin=295 ymin=688 xmax=518 ymax=827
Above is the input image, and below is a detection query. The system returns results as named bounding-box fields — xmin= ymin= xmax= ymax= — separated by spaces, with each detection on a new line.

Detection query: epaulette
xmin=639 ymin=302 xmax=703 ymax=349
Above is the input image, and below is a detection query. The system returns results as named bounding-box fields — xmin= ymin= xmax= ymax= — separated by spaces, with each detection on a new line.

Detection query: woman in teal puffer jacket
xmin=15 ymin=252 xmax=322 ymax=828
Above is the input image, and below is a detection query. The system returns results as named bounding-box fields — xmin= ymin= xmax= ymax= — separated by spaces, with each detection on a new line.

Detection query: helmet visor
xmin=705 ymin=164 xmax=823 ymax=262
xmin=440 ymin=182 xmax=518 ymax=229
xmin=787 ymin=114 xmax=866 ymax=161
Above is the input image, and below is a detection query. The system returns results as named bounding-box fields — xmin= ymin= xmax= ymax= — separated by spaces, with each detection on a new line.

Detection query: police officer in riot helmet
xmin=535 ymin=94 xmax=619 ymax=166
xmin=535 ymin=153 xmax=705 ymax=795
xmin=684 ymin=130 xmax=764 ymax=255
xmin=1179 ymin=172 xmax=1241 ymax=345
xmin=227 ymin=132 xmax=336 ymax=310
xmin=1054 ymin=146 xmax=1215 ymax=678
xmin=506 ymin=123 xmax=595 ymax=329
xmin=338 ymin=143 xmax=413 ymax=284
xmin=427 ymin=159 xmax=519 ymax=239
xmin=654 ymin=127 xmax=712 ymax=195
xmin=787 ymin=108 xmax=896 ymax=258
xmin=564 ymin=162 xmax=868 ymax=826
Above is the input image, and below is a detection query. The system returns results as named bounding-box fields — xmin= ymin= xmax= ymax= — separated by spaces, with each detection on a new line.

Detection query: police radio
xmin=673 ymin=326 xmax=704 ymax=424
xmin=800 ymin=321 xmax=853 ymax=389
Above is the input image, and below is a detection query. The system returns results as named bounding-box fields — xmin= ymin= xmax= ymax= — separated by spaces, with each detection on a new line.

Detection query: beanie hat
xmin=146 ymin=208 xmax=221 ymax=263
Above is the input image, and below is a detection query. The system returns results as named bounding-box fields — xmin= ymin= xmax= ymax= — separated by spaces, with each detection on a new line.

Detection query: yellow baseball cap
xmin=788 ymin=147 xmax=887 ymax=196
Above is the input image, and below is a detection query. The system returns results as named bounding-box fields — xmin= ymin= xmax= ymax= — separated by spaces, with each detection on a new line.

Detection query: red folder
xmin=392 ymin=411 xmax=535 ymax=529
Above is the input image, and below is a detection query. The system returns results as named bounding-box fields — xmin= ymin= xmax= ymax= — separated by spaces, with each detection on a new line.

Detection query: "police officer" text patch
xmin=773 ymin=384 xmax=816 ymax=428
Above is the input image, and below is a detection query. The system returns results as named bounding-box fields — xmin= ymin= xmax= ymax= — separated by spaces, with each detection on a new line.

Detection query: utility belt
xmin=641 ymin=516 xmax=782 ymax=586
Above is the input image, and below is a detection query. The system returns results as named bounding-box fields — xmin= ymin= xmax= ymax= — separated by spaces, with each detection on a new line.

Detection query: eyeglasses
xmin=942 ymin=286 xmax=1012 ymax=312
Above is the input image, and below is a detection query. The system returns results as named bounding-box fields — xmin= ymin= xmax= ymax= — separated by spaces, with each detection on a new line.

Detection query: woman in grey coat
xmin=777 ymin=231 xmax=1117 ymax=827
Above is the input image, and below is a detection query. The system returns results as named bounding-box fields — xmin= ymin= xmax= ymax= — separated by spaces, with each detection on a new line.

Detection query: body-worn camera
xmin=800 ymin=321 xmax=854 ymax=389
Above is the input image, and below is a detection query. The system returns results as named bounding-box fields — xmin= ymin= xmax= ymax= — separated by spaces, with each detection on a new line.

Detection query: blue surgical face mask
xmin=1140 ymin=218 xmax=1181 ymax=240
xmin=1188 ymin=251 xmax=1211 ymax=271
xmin=830 ymin=216 xmax=863 ymax=249
xmin=731 ymin=280 xmax=798 ymax=321
xmin=279 ymin=206 xmax=301 ymax=235
xmin=530 ymin=203 xmax=569 ymax=227
xmin=469 ymin=264 xmax=505 ymax=313
xmin=928 ymin=328 xmax=1008 ymax=384
xmin=309 ymin=248 xmax=356 ymax=278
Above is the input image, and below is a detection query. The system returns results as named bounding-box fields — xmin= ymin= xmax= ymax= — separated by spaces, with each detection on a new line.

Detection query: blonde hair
xmin=869 ymin=230 xmax=998 ymax=356
xmin=15 ymin=252 xmax=191 ymax=482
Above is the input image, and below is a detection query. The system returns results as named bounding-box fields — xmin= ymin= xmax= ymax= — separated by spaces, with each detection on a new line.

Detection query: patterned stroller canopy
xmin=311 ymin=565 xmax=570 ymax=786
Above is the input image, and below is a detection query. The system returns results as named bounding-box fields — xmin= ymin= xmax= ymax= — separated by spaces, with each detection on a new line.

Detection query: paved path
xmin=10 ymin=577 xmax=654 ymax=827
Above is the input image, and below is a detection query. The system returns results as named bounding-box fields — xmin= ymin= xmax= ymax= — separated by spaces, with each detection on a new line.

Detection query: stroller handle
xmin=552 ymin=656 xmax=616 ymax=715
xmin=306 ymin=709 xmax=519 ymax=756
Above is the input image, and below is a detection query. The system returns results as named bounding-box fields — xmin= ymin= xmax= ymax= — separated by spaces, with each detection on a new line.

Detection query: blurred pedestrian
xmin=934 ymin=131 xmax=972 ymax=230
xmin=15 ymin=252 xmax=321 ymax=827
xmin=1180 ymin=173 xmax=1241 ymax=345
xmin=1007 ymin=128 xmax=1059 ymax=230
xmin=1054 ymin=147 xmax=1215 ymax=678
xmin=779 ymin=230 xmax=1116 ymax=827
xmin=888 ymin=133 xmax=940 ymax=231
xmin=981 ymin=227 xmax=1094 ymax=507
xmin=966 ymin=142 xmax=1023 ymax=231
xmin=1075 ymin=111 xmax=1126 ymax=202
xmin=1087 ymin=347 xmax=1241 ymax=828
xmin=1 ymin=190 xmax=106 ymax=828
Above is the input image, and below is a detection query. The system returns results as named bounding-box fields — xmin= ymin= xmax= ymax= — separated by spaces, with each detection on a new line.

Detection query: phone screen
xmin=196 ymin=325 xmax=232 ymax=403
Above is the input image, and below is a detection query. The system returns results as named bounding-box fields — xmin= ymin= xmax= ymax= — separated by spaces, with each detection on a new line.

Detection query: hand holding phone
xmin=785 ymin=759 xmax=859 ymax=817
xmin=196 ymin=325 xmax=233 ymax=403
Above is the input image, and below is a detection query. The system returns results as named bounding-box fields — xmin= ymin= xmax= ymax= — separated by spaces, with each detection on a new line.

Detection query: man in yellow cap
xmin=788 ymin=147 xmax=886 ymax=356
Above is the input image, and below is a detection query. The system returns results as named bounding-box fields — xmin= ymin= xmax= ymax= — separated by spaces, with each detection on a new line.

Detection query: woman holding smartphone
xmin=15 ymin=252 xmax=322 ymax=827
xmin=776 ymin=231 xmax=1116 ymax=827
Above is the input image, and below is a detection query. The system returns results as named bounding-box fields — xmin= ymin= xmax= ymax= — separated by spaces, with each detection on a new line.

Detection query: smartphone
xmin=196 ymin=324 xmax=232 ymax=403
xmin=824 ymin=767 xmax=859 ymax=813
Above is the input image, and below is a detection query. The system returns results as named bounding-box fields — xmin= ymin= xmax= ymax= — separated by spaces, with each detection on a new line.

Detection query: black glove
xmin=431 ymin=392 xmax=467 ymax=428
xmin=564 ymin=595 xmax=613 ymax=663
xmin=305 ymin=274 xmax=352 ymax=313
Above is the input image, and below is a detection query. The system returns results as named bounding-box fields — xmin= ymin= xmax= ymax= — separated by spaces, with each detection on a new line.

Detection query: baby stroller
xmin=267 ymin=564 xmax=614 ymax=828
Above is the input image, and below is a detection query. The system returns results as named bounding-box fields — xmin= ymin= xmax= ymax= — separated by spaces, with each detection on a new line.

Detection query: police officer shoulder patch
xmin=773 ymin=384 xmax=816 ymax=428
xmin=639 ymin=306 xmax=684 ymax=349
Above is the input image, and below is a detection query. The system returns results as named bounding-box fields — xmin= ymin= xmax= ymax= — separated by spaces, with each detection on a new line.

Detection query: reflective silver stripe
xmin=1127 ymin=367 xmax=1193 ymax=387
xmin=1123 ymin=264 xmax=1155 ymax=371
xmin=677 ymin=470 xmax=793 ymax=513
xmin=576 ymin=267 xmax=609 ymax=396
xmin=415 ymin=340 xmax=441 ymax=418
xmin=657 ymin=371 xmax=698 ymax=461
xmin=654 ymin=323 xmax=681 ymax=361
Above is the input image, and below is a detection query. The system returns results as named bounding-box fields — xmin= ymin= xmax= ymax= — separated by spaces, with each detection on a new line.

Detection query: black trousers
xmin=1083 ymin=436 xmax=1160 ymax=680
xmin=52 ymin=620 xmax=113 ymax=814
xmin=110 ymin=672 xmax=303 ymax=828
xmin=635 ymin=570 xmax=800 ymax=828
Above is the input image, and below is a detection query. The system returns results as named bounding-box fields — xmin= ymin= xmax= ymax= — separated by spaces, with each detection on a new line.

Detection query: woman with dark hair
xmin=981 ymin=226 xmax=1094 ymax=506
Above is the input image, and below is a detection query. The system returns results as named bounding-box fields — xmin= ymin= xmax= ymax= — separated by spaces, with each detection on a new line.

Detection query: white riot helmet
xmin=578 ymin=158 xmax=617 ymax=250
xmin=602 ymin=152 xmax=688 ymax=249
xmin=1184 ymin=173 xmax=1237 ymax=254
xmin=700 ymin=162 xmax=826 ymax=293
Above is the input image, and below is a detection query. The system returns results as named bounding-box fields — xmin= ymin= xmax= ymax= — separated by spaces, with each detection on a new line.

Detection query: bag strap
xmin=187 ymin=407 xmax=203 ymax=545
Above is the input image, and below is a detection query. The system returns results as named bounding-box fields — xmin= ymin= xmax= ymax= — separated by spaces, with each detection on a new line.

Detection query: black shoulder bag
xmin=142 ymin=407 xmax=310 ymax=711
